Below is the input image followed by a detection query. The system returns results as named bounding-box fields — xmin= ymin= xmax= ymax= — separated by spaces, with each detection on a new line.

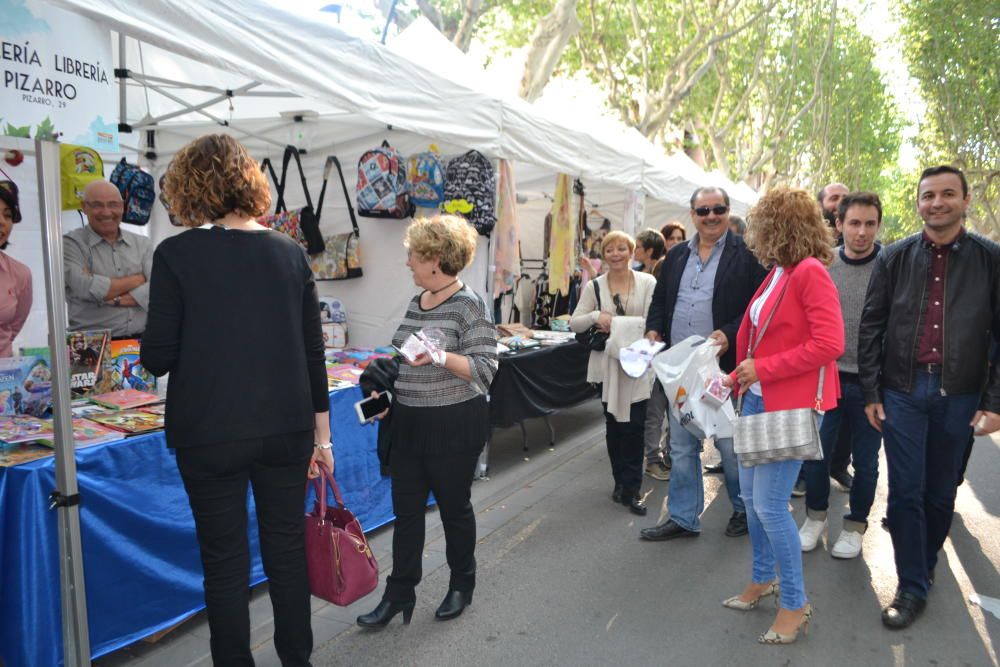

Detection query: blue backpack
xmin=406 ymin=148 xmax=445 ymax=209
xmin=110 ymin=158 xmax=156 ymax=226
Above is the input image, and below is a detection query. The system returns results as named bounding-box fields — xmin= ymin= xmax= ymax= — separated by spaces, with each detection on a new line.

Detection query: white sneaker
xmin=799 ymin=516 xmax=827 ymax=552
xmin=831 ymin=529 xmax=864 ymax=559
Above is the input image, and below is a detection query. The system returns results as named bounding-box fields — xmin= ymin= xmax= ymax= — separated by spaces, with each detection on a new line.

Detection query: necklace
xmin=429 ymin=279 xmax=460 ymax=295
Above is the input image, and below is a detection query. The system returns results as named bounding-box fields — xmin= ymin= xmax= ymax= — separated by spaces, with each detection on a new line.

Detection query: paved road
xmin=100 ymin=400 xmax=1000 ymax=666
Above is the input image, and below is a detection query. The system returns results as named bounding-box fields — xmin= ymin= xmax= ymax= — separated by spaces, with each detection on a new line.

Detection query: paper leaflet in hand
xmin=397 ymin=328 xmax=446 ymax=365
xmin=618 ymin=338 xmax=666 ymax=378
xmin=651 ymin=335 xmax=736 ymax=439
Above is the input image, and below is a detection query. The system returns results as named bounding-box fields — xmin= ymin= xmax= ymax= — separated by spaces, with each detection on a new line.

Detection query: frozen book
xmin=85 ymin=410 xmax=164 ymax=434
xmin=89 ymin=389 xmax=161 ymax=411
xmin=0 ymin=356 xmax=53 ymax=418
xmin=0 ymin=415 xmax=55 ymax=445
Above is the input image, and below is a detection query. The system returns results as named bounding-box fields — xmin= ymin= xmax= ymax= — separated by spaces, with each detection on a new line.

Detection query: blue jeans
xmin=882 ymin=371 xmax=979 ymax=598
xmin=737 ymin=392 xmax=807 ymax=609
xmin=666 ymin=405 xmax=744 ymax=532
xmin=803 ymin=379 xmax=882 ymax=522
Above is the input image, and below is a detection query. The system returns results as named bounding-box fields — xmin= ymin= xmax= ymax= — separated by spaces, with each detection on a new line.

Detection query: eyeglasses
xmin=84 ymin=200 xmax=124 ymax=211
xmin=694 ymin=205 xmax=729 ymax=217
xmin=612 ymin=293 xmax=626 ymax=316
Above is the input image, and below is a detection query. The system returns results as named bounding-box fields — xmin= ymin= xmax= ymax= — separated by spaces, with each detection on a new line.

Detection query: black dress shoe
xmin=435 ymin=590 xmax=473 ymax=620
xmin=725 ymin=511 xmax=748 ymax=537
xmin=881 ymin=591 xmax=926 ymax=629
xmin=357 ymin=599 xmax=415 ymax=628
xmin=639 ymin=519 xmax=699 ymax=541
xmin=831 ymin=469 xmax=854 ymax=490
xmin=623 ymin=489 xmax=647 ymax=516
xmin=612 ymin=483 xmax=623 ymax=503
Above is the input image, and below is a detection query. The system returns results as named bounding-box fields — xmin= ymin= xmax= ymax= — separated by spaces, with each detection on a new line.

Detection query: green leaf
xmin=4 ymin=123 xmax=31 ymax=138
xmin=35 ymin=116 xmax=56 ymax=140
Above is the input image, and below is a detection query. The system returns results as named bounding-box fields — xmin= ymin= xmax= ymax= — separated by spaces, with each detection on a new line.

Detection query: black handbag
xmin=259 ymin=146 xmax=326 ymax=255
xmin=575 ymin=280 xmax=609 ymax=351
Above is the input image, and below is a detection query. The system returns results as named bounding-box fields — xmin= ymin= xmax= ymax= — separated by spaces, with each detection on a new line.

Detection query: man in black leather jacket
xmin=858 ymin=165 xmax=1000 ymax=630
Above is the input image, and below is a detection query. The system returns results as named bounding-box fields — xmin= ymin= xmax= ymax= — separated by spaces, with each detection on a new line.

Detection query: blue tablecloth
xmin=0 ymin=386 xmax=391 ymax=667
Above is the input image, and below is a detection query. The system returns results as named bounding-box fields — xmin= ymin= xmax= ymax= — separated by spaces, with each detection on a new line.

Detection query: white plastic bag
xmin=652 ymin=335 xmax=737 ymax=439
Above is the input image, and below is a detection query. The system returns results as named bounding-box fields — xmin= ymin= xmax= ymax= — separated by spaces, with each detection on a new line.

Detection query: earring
xmin=432 ymin=270 xmax=437 ymax=274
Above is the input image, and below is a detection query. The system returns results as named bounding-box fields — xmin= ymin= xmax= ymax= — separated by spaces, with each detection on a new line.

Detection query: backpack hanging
xmin=109 ymin=158 xmax=156 ymax=226
xmin=442 ymin=150 xmax=496 ymax=235
xmin=309 ymin=156 xmax=363 ymax=281
xmin=356 ymin=140 xmax=412 ymax=219
xmin=258 ymin=146 xmax=326 ymax=254
xmin=59 ymin=144 xmax=105 ymax=211
xmin=406 ymin=146 xmax=445 ymax=209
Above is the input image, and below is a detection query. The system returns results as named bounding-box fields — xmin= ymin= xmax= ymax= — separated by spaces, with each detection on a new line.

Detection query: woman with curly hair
xmin=141 ymin=134 xmax=330 ymax=665
xmin=721 ymin=187 xmax=844 ymax=644
xmin=357 ymin=215 xmax=497 ymax=628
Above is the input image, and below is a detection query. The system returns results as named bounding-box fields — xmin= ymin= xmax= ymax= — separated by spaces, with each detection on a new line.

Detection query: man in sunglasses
xmin=64 ymin=179 xmax=153 ymax=338
xmin=640 ymin=187 xmax=768 ymax=541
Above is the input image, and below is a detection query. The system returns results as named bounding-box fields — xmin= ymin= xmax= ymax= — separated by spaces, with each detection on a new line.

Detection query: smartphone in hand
xmin=355 ymin=391 xmax=391 ymax=423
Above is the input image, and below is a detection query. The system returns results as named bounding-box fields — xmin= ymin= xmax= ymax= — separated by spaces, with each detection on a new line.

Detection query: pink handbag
xmin=304 ymin=464 xmax=379 ymax=606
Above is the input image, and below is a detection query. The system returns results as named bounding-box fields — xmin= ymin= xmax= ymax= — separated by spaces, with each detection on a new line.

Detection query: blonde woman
xmin=722 ymin=187 xmax=844 ymax=644
xmin=571 ymin=231 xmax=658 ymax=515
xmin=357 ymin=215 xmax=498 ymax=628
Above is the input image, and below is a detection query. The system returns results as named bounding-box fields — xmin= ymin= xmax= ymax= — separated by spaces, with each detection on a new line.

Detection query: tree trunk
xmin=452 ymin=0 xmax=485 ymax=53
xmin=519 ymin=0 xmax=581 ymax=102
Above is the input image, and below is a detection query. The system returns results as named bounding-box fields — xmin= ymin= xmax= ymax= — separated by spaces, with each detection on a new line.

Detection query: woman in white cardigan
xmin=570 ymin=231 xmax=657 ymax=515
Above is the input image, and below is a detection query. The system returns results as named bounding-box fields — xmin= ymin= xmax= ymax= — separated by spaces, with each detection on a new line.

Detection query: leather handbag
xmin=309 ymin=156 xmax=363 ymax=280
xmin=575 ymin=280 xmax=609 ymax=351
xmin=732 ymin=277 xmax=825 ymax=467
xmin=258 ymin=146 xmax=326 ymax=254
xmin=305 ymin=463 xmax=379 ymax=606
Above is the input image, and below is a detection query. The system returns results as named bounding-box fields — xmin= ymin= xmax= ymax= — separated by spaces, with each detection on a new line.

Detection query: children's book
xmin=89 ymin=389 xmax=161 ymax=411
xmin=66 ymin=330 xmax=110 ymax=395
xmin=71 ymin=403 xmax=108 ymax=418
xmin=0 ymin=443 xmax=54 ymax=467
xmin=85 ymin=410 xmax=164 ymax=434
xmin=103 ymin=339 xmax=156 ymax=392
xmin=37 ymin=418 xmax=122 ymax=448
xmin=138 ymin=403 xmax=166 ymax=415
xmin=0 ymin=415 xmax=55 ymax=444
xmin=325 ymin=364 xmax=362 ymax=386
xmin=0 ymin=356 xmax=53 ymax=417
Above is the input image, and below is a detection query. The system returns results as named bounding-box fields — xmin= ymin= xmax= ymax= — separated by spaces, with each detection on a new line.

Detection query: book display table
xmin=0 ymin=386 xmax=389 ymax=667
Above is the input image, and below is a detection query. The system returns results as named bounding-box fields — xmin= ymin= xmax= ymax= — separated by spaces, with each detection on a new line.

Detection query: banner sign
xmin=1 ymin=0 xmax=118 ymax=152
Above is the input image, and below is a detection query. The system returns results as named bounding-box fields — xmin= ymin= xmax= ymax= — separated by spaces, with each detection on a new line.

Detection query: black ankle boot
xmin=622 ymin=488 xmax=647 ymax=516
xmin=356 ymin=599 xmax=415 ymax=628
xmin=612 ymin=483 xmax=623 ymax=503
xmin=435 ymin=590 xmax=473 ymax=620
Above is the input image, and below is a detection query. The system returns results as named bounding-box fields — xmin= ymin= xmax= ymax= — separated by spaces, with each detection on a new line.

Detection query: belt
xmin=920 ymin=363 xmax=942 ymax=375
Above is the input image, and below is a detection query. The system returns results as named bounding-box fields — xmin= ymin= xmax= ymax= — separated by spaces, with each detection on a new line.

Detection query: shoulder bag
xmin=258 ymin=146 xmax=326 ymax=254
xmin=732 ymin=277 xmax=825 ymax=467
xmin=305 ymin=463 xmax=379 ymax=606
xmin=575 ymin=279 xmax=609 ymax=351
xmin=309 ymin=156 xmax=363 ymax=280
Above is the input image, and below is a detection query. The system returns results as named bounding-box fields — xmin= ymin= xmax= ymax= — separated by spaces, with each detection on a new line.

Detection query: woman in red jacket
xmin=721 ymin=187 xmax=844 ymax=644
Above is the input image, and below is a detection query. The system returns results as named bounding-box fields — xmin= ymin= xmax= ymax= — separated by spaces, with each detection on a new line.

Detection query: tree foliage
xmin=900 ymin=0 xmax=999 ymax=238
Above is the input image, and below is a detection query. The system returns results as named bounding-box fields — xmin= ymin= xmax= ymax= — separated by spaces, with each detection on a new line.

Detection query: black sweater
xmin=140 ymin=227 xmax=328 ymax=447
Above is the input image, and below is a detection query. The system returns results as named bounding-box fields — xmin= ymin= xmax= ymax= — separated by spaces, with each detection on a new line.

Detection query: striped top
xmin=391 ymin=286 xmax=498 ymax=407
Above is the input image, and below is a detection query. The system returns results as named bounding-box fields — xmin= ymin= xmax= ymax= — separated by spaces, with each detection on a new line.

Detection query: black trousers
xmin=603 ymin=400 xmax=648 ymax=491
xmin=175 ymin=431 xmax=314 ymax=667
xmin=383 ymin=444 xmax=481 ymax=603
xmin=830 ymin=414 xmax=853 ymax=475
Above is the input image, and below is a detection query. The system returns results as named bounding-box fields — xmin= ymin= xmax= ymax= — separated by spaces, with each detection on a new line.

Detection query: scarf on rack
xmin=547 ymin=173 xmax=575 ymax=296
xmin=493 ymin=159 xmax=521 ymax=296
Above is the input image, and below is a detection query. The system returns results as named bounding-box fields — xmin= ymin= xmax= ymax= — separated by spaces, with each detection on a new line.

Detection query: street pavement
xmin=99 ymin=400 xmax=1000 ymax=666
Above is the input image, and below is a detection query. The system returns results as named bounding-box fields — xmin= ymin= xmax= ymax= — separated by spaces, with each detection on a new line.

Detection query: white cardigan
xmin=569 ymin=271 xmax=657 ymax=421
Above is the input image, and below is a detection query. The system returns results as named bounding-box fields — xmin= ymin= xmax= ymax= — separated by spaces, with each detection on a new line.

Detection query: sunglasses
xmin=694 ymin=205 xmax=729 ymax=216
xmin=612 ymin=293 xmax=626 ymax=316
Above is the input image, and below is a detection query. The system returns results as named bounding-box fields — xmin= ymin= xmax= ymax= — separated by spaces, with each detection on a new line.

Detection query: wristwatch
xmin=314 ymin=441 xmax=333 ymax=450
xmin=113 ymin=296 xmax=121 ymax=307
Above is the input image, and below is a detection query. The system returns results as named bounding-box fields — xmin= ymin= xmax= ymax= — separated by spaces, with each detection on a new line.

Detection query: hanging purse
xmin=305 ymin=463 xmax=379 ymax=606
xmin=575 ymin=280 xmax=609 ymax=351
xmin=732 ymin=278 xmax=825 ymax=467
xmin=258 ymin=146 xmax=326 ymax=255
xmin=309 ymin=156 xmax=363 ymax=280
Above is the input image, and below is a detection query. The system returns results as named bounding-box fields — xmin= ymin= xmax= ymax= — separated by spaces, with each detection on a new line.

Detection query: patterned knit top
xmin=391 ymin=286 xmax=498 ymax=407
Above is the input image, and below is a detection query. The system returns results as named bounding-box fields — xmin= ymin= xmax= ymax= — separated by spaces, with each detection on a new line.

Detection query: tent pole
xmin=36 ymin=138 xmax=91 ymax=665
xmin=118 ymin=33 xmax=127 ymax=132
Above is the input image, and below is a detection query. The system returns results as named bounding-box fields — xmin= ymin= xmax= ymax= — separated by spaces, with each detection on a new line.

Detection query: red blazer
xmin=732 ymin=258 xmax=844 ymax=411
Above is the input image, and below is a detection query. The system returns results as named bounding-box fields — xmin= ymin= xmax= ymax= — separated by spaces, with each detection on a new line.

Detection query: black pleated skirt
xmin=388 ymin=395 xmax=490 ymax=460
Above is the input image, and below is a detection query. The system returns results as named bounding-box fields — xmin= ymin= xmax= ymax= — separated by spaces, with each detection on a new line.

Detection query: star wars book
xmin=65 ymin=330 xmax=110 ymax=396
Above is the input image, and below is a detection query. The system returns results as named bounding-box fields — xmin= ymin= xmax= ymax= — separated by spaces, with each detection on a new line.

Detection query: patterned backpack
xmin=406 ymin=146 xmax=445 ymax=209
xmin=356 ymin=140 xmax=413 ymax=218
xmin=109 ymin=157 xmax=156 ymax=226
xmin=442 ymin=150 xmax=496 ymax=235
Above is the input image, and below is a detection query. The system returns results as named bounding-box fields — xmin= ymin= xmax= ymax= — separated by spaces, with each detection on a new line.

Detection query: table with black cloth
xmin=0 ymin=385 xmax=389 ymax=667
xmin=483 ymin=341 xmax=597 ymax=473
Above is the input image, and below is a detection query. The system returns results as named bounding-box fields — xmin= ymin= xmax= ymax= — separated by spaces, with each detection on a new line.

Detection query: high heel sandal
xmin=356 ymin=599 xmax=415 ymax=628
xmin=722 ymin=582 xmax=779 ymax=611
xmin=758 ymin=604 xmax=813 ymax=644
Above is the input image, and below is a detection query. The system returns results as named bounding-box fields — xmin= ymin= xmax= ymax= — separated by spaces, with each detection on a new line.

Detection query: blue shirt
xmin=670 ymin=232 xmax=727 ymax=345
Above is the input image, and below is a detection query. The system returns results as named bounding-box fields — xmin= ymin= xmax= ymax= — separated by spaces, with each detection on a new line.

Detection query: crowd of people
xmin=3 ymin=131 xmax=998 ymax=662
